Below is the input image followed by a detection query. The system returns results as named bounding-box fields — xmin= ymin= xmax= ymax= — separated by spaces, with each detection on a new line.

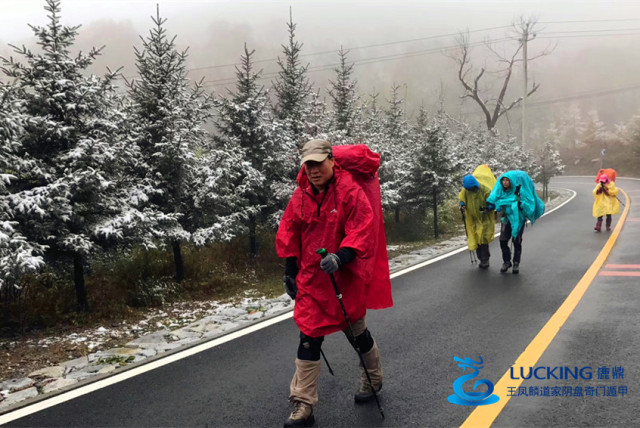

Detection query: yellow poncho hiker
xmin=592 ymin=174 xmax=619 ymax=232
xmin=459 ymin=165 xmax=496 ymax=268
xmin=592 ymin=181 xmax=619 ymax=217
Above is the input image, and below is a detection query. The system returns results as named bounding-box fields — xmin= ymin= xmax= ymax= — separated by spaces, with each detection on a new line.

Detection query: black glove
xmin=283 ymin=275 xmax=297 ymax=300
xmin=320 ymin=253 xmax=341 ymax=274
xmin=479 ymin=205 xmax=490 ymax=213
xmin=515 ymin=185 xmax=521 ymax=197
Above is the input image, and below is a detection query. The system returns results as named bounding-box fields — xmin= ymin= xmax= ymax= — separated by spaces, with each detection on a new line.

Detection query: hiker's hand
xmin=320 ymin=253 xmax=341 ymax=274
xmin=596 ymin=187 xmax=603 ymax=195
xmin=459 ymin=202 xmax=465 ymax=213
xmin=283 ymin=276 xmax=297 ymax=300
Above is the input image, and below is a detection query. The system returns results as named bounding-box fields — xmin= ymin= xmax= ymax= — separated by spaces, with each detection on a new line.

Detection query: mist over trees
xmin=3 ymin=0 xmax=639 ymax=312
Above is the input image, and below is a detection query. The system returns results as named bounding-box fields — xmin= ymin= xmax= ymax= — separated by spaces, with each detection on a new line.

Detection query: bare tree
xmin=448 ymin=18 xmax=553 ymax=133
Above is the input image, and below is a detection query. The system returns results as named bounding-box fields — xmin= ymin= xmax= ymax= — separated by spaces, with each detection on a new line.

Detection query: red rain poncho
xmin=276 ymin=145 xmax=393 ymax=337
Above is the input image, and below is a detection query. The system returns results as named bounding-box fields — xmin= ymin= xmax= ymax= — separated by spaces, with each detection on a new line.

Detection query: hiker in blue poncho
xmin=486 ymin=170 xmax=545 ymax=274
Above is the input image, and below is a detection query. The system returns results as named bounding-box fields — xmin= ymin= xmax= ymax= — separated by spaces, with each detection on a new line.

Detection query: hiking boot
xmin=512 ymin=263 xmax=519 ymax=274
xmin=594 ymin=219 xmax=602 ymax=232
xmin=354 ymin=380 xmax=382 ymax=403
xmin=354 ymin=341 xmax=383 ymax=403
xmin=479 ymin=260 xmax=490 ymax=269
xmin=606 ymin=216 xmax=612 ymax=231
xmin=500 ymin=261 xmax=512 ymax=273
xmin=284 ymin=401 xmax=314 ymax=427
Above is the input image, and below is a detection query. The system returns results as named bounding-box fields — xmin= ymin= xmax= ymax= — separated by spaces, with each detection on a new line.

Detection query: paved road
xmin=5 ymin=176 xmax=638 ymax=427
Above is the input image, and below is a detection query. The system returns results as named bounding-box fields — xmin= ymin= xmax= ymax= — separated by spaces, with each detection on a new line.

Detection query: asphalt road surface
xmin=4 ymin=176 xmax=638 ymax=427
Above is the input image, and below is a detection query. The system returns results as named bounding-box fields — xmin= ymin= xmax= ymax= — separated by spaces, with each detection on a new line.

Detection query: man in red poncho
xmin=276 ymin=139 xmax=392 ymax=427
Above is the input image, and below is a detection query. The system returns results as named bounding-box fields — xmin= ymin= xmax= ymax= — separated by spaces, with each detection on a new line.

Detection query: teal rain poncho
xmin=486 ymin=170 xmax=545 ymax=238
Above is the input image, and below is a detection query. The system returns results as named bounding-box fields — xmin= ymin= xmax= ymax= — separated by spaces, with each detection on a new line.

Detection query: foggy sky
xmin=2 ymin=0 xmax=640 ymax=139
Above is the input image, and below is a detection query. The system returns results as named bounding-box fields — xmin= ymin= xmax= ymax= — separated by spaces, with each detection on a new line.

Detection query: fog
xmin=2 ymin=0 xmax=640 ymax=139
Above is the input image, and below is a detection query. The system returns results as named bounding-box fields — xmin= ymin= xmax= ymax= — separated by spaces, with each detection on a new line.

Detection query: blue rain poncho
xmin=486 ymin=170 xmax=545 ymax=238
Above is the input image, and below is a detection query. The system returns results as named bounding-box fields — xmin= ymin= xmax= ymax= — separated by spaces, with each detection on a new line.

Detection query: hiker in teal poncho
xmin=486 ymin=170 xmax=545 ymax=274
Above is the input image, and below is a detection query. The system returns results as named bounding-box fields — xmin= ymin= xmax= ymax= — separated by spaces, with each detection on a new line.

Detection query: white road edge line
xmin=0 ymin=312 xmax=294 ymax=424
xmin=0 ymin=188 xmax=578 ymax=424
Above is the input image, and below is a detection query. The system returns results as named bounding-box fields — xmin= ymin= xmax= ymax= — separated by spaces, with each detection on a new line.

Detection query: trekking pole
xmin=460 ymin=209 xmax=477 ymax=264
xmin=616 ymin=196 xmax=626 ymax=207
xmin=320 ymin=349 xmax=334 ymax=376
xmin=316 ymin=248 xmax=384 ymax=419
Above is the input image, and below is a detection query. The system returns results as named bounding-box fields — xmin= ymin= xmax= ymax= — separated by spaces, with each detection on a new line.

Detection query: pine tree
xmin=0 ymin=84 xmax=46 ymax=299
xmin=533 ymin=141 xmax=565 ymax=201
xmin=360 ymin=91 xmax=386 ymax=148
xmin=0 ymin=0 xmax=133 ymax=310
xmin=462 ymin=130 xmax=536 ymax=178
xmin=379 ymin=83 xmax=411 ymax=222
xmin=626 ymin=114 xmax=640 ymax=166
xmin=304 ymin=89 xmax=330 ymax=138
xmin=405 ymin=108 xmax=464 ymax=238
xmin=216 ymin=44 xmax=293 ymax=256
xmin=126 ymin=6 xmax=242 ymax=281
xmin=190 ymin=144 xmax=264 ymax=246
xmin=581 ymin=109 xmax=610 ymax=149
xmin=561 ymin=104 xmax=587 ymax=149
xmin=328 ymin=47 xmax=359 ymax=136
xmin=272 ymin=8 xmax=312 ymax=141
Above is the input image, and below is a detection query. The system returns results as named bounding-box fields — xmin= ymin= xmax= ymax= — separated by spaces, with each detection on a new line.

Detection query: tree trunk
xmin=249 ymin=215 xmax=258 ymax=257
xmin=433 ymin=186 xmax=439 ymax=239
xmin=395 ymin=206 xmax=400 ymax=223
xmin=172 ymin=240 xmax=184 ymax=282
xmin=73 ymin=253 xmax=89 ymax=312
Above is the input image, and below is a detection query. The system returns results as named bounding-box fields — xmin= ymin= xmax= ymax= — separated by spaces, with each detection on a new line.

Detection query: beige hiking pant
xmin=289 ymin=318 xmax=382 ymax=405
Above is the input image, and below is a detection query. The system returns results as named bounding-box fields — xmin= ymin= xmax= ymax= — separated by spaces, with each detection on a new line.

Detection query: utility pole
xmin=521 ymin=21 xmax=530 ymax=150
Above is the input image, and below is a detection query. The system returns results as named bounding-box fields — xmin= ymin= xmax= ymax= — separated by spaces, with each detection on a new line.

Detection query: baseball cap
xmin=300 ymin=139 xmax=332 ymax=166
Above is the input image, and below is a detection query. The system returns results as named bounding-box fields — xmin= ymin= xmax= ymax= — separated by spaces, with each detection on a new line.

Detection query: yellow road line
xmin=461 ymin=188 xmax=631 ymax=428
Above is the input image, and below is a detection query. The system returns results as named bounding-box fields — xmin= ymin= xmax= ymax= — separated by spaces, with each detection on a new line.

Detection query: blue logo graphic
xmin=448 ymin=355 xmax=500 ymax=406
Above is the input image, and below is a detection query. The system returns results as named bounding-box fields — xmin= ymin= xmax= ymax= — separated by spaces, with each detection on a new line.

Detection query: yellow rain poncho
xmin=459 ymin=165 xmax=497 ymax=251
xmin=592 ymin=181 xmax=620 ymax=217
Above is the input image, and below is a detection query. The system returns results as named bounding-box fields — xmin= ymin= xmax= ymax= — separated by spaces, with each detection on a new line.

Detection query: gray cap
xmin=300 ymin=139 xmax=332 ymax=166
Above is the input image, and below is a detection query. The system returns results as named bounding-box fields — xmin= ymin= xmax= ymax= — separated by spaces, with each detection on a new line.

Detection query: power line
xmin=119 ymin=20 xmax=640 ymax=87
xmin=184 ymin=25 xmax=513 ymax=73
xmin=542 ymin=27 xmax=640 ymax=34
xmin=200 ymin=36 xmax=516 ymax=88
xmin=537 ymin=32 xmax=640 ymax=40
xmin=539 ymin=18 xmax=640 ymax=24
xmin=199 ymin=29 xmax=640 ymax=89
xmin=158 ymin=19 xmax=640 ymax=76
xmin=121 ymin=24 xmax=512 ymax=79
xmin=525 ymin=84 xmax=640 ymax=107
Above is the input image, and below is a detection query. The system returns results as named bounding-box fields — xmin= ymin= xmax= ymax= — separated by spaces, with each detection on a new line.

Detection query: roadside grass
xmin=1 ymin=228 xmax=284 ymax=337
